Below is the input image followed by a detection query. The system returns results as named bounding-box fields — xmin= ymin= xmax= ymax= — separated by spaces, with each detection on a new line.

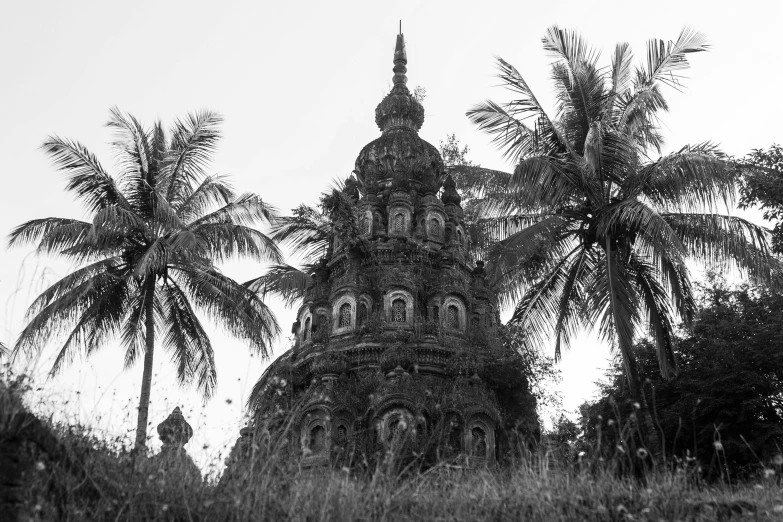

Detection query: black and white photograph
xmin=1 ymin=0 xmax=782 ymax=519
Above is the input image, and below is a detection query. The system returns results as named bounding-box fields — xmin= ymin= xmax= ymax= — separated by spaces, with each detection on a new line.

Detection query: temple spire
xmin=393 ymin=32 xmax=407 ymax=88
xmin=373 ymin=30 xmax=424 ymax=133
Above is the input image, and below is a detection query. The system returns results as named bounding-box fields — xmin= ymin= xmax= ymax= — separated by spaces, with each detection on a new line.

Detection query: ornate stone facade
xmin=240 ymin=33 xmax=538 ymax=470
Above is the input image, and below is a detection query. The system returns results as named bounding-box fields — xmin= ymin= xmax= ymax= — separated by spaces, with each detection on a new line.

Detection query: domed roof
xmin=354 ymin=33 xmax=445 ymax=195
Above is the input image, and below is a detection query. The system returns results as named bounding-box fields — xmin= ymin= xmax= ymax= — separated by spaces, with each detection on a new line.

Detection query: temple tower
xmin=243 ymin=32 xmax=538 ymax=469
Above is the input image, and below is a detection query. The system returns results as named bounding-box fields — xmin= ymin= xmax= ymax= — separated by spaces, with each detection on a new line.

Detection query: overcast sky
xmin=1 ymin=0 xmax=781 ymax=469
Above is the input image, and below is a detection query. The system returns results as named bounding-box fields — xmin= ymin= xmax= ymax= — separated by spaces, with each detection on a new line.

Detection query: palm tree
xmin=9 ymin=108 xmax=282 ymax=450
xmin=245 ymin=177 xmax=357 ymax=306
xmin=458 ymin=27 xmax=777 ymax=441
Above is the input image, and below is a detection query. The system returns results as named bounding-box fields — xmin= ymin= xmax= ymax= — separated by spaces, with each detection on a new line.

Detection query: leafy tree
xmin=9 ymin=109 xmax=282 ymax=450
xmin=738 ymin=144 xmax=783 ymax=253
xmin=439 ymin=134 xmax=472 ymax=168
xmin=580 ymin=278 xmax=783 ymax=479
xmin=456 ymin=27 xmax=777 ymax=451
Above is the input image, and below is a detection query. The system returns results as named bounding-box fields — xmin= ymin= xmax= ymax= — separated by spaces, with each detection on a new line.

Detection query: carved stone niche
xmin=300 ymin=407 xmax=330 ymax=467
xmin=377 ymin=407 xmax=416 ymax=448
xmin=383 ymin=288 xmax=414 ymax=328
xmin=465 ymin=414 xmax=496 ymax=466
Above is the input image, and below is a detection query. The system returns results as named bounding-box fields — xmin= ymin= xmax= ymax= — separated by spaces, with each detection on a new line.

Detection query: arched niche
xmin=465 ymin=414 xmax=496 ymax=462
xmin=311 ymin=308 xmax=330 ymax=340
xmin=359 ymin=210 xmax=373 ymax=236
xmin=300 ymin=408 xmax=330 ymax=456
xmin=388 ymin=207 xmax=411 ymax=237
xmin=456 ymin=225 xmax=467 ymax=248
xmin=331 ymin=294 xmax=356 ymax=334
xmin=425 ymin=211 xmax=445 ymax=242
xmin=442 ymin=295 xmax=467 ymax=334
xmin=298 ymin=308 xmax=313 ymax=343
xmin=377 ymin=407 xmax=416 ymax=448
xmin=384 ymin=289 xmax=414 ymax=327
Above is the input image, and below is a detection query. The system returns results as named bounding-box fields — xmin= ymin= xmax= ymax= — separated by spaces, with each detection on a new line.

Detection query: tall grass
xmin=4 ymin=375 xmax=783 ymax=521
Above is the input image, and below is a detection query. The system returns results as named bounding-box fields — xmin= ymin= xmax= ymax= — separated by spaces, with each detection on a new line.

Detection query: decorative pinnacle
xmin=157 ymin=406 xmax=194 ymax=446
xmin=393 ymin=32 xmax=407 ymax=88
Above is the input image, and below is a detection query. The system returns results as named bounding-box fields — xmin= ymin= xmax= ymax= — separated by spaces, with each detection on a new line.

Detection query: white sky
xmin=1 ymin=0 xmax=781 ymax=470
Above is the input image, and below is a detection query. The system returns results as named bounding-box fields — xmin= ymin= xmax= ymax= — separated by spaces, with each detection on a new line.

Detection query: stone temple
xmin=234 ymin=33 xmax=539 ymax=470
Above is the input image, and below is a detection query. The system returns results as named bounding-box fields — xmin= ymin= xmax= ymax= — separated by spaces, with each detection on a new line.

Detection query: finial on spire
xmin=373 ymin=30 xmax=424 ymax=132
xmin=393 ymin=31 xmax=407 ymax=88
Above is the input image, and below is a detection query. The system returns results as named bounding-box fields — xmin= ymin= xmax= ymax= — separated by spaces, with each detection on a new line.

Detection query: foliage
xmin=8 ymin=405 xmax=783 ymax=520
xmin=439 ymin=134 xmax=472 ymax=168
xmin=457 ymin=26 xmax=777 ymax=405
xmin=6 ymin=370 xmax=783 ymax=520
xmin=412 ymin=85 xmax=427 ymax=103
xmin=578 ymin=277 xmax=783 ymax=480
xmin=245 ymin=177 xmax=358 ymax=305
xmin=738 ymin=144 xmax=783 ymax=253
xmin=499 ymin=324 xmax=562 ymax=413
xmin=8 ymin=108 xmax=282 ymax=448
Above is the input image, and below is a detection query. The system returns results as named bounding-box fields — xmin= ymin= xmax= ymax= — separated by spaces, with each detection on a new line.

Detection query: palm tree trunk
xmin=135 ymin=278 xmax=155 ymax=451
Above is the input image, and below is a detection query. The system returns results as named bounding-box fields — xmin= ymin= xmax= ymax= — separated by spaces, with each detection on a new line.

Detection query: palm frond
xmin=588 ymin=243 xmax=641 ymax=391
xmin=637 ymin=142 xmax=732 ymax=212
xmin=508 ymin=155 xmax=582 ymax=210
xmin=599 ymin=199 xmax=687 ymax=262
xmin=466 ymin=100 xmax=541 ymax=163
xmin=663 ymin=213 xmax=778 ymax=283
xmin=189 ymin=193 xmax=279 ymax=228
xmin=121 ymin=292 xmax=146 ymax=369
xmin=175 ymin=266 xmax=280 ymax=358
xmin=40 ymin=137 xmax=127 ymax=212
xmin=507 ymin=244 xmax=584 ymax=351
xmin=106 ymin=107 xmax=152 ymax=210
xmin=175 ymin=175 xmax=235 ymax=222
xmin=8 ymin=218 xmax=92 ymax=254
xmin=641 ymin=27 xmax=709 ymax=91
xmin=448 ymin=165 xmax=511 ymax=202
xmin=608 ymin=42 xmax=634 ymax=103
xmin=552 ymin=248 xmax=592 ymax=361
xmin=629 ymin=254 xmax=679 ymax=377
xmin=163 ymin=110 xmax=223 ymax=204
xmin=271 ymin=205 xmax=331 ymax=264
xmin=24 ymin=258 xmax=125 ymax=319
xmin=161 ymin=277 xmax=216 ymax=399
xmin=190 ymin=222 xmax=283 ymax=264
xmin=14 ymin=270 xmax=129 ymax=373
xmin=245 ymin=264 xmax=314 ymax=307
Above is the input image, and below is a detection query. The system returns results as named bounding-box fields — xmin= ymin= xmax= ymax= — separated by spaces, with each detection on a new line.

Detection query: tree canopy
xmin=455 ymin=27 xmax=777 ymax=406
xmin=577 ymin=278 xmax=783 ymax=479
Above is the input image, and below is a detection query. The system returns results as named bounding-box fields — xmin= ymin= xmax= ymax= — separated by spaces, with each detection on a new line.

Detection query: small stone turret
xmin=150 ymin=407 xmax=201 ymax=482
xmin=157 ymin=407 xmax=193 ymax=448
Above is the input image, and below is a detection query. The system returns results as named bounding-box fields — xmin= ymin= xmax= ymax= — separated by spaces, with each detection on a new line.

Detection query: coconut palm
xmin=9 ymin=108 xmax=282 ymax=450
xmin=459 ymin=27 xmax=777 ymax=417
xmin=245 ymin=177 xmax=357 ymax=305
